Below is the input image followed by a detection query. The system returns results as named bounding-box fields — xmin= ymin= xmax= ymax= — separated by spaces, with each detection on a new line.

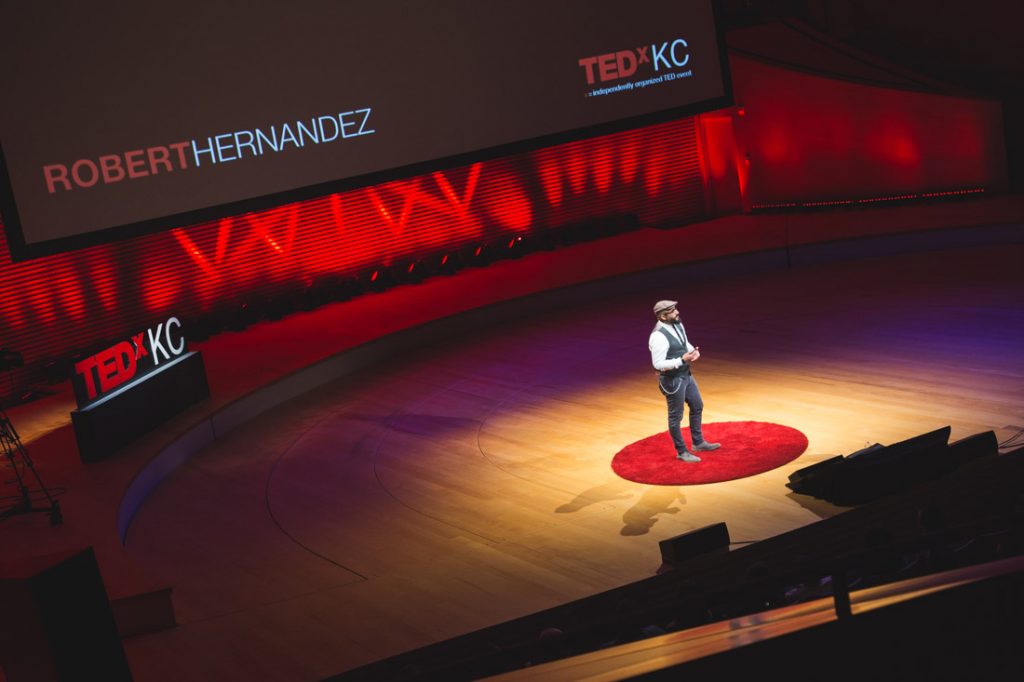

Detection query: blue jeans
xmin=659 ymin=374 xmax=704 ymax=454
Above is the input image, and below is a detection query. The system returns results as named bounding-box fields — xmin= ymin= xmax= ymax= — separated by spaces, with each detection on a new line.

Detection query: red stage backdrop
xmin=0 ymin=36 xmax=1009 ymax=394
xmin=724 ymin=22 xmax=1008 ymax=208
xmin=0 ymin=118 xmax=707 ymax=388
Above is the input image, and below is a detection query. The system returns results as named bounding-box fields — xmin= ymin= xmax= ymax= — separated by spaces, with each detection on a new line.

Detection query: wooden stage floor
xmin=113 ymin=242 xmax=1023 ymax=680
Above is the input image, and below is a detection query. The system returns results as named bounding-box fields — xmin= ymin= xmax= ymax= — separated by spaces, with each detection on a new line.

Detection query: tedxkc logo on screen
xmin=577 ymin=37 xmax=690 ymax=85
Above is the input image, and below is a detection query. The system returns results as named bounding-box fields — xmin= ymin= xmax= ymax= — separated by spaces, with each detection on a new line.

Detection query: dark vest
xmin=657 ymin=325 xmax=690 ymax=377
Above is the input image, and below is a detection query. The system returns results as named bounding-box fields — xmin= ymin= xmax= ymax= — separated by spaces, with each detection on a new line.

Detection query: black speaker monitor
xmin=948 ymin=431 xmax=998 ymax=465
xmin=787 ymin=455 xmax=845 ymax=497
xmin=873 ymin=426 xmax=951 ymax=462
xmin=659 ymin=522 xmax=730 ymax=565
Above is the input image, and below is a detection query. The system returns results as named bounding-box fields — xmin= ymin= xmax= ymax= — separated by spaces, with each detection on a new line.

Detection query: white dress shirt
xmin=648 ymin=321 xmax=694 ymax=371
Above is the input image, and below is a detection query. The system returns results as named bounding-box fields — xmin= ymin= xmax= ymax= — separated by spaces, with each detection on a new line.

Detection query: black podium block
xmin=71 ymin=350 xmax=209 ymax=462
xmin=659 ymin=522 xmax=730 ymax=565
xmin=0 ymin=547 xmax=132 ymax=682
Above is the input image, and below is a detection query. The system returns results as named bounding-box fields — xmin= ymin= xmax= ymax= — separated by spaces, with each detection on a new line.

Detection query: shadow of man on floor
xmin=621 ymin=487 xmax=686 ymax=536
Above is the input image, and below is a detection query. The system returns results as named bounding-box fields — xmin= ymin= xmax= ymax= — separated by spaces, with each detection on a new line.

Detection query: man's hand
xmin=683 ymin=346 xmax=701 ymax=363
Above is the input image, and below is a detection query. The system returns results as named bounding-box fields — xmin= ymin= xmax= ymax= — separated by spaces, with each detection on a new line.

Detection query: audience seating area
xmin=332 ymin=438 xmax=1024 ymax=680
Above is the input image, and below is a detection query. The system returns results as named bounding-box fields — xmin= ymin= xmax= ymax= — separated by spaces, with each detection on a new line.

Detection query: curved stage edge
xmin=118 ymin=196 xmax=1024 ymax=542
xmin=3 ymin=195 xmax=1022 ymax=642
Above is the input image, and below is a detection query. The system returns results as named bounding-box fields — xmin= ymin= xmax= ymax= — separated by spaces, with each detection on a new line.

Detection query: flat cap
xmin=652 ymin=300 xmax=677 ymax=316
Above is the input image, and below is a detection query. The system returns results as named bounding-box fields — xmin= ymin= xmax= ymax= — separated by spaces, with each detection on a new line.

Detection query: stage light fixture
xmin=437 ymin=252 xmax=461 ymax=276
xmin=472 ymin=241 xmax=499 ymax=266
xmin=504 ymin=235 xmax=533 ymax=260
xmin=456 ymin=242 xmax=487 ymax=268
xmin=365 ymin=265 xmax=397 ymax=292
xmin=399 ymin=259 xmax=428 ymax=284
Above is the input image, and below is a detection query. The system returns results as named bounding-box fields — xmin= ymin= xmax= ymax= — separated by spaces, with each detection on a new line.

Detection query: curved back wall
xmin=0 ymin=43 xmax=1011 ymax=398
xmin=729 ymin=54 xmax=1008 ymax=206
xmin=0 ymin=118 xmax=706 ymax=390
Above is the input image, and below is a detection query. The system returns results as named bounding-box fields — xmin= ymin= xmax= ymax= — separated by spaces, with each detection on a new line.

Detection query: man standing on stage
xmin=649 ymin=300 xmax=720 ymax=462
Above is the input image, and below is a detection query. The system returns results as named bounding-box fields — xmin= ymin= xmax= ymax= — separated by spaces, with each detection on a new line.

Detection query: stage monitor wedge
xmin=786 ymin=455 xmax=845 ymax=497
xmin=794 ymin=427 xmax=964 ymax=506
xmin=659 ymin=522 xmax=730 ymax=565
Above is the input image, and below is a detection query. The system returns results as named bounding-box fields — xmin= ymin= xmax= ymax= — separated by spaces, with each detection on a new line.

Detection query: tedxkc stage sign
xmin=72 ymin=316 xmax=187 ymax=409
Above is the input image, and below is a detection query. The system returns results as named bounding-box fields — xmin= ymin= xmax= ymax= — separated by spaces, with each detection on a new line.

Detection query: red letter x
xmin=132 ymin=332 xmax=149 ymax=358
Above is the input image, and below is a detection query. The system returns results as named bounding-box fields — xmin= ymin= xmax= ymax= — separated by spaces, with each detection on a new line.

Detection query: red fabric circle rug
xmin=612 ymin=421 xmax=808 ymax=485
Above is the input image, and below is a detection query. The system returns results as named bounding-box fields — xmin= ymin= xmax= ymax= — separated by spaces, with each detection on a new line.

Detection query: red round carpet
xmin=611 ymin=421 xmax=808 ymax=485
